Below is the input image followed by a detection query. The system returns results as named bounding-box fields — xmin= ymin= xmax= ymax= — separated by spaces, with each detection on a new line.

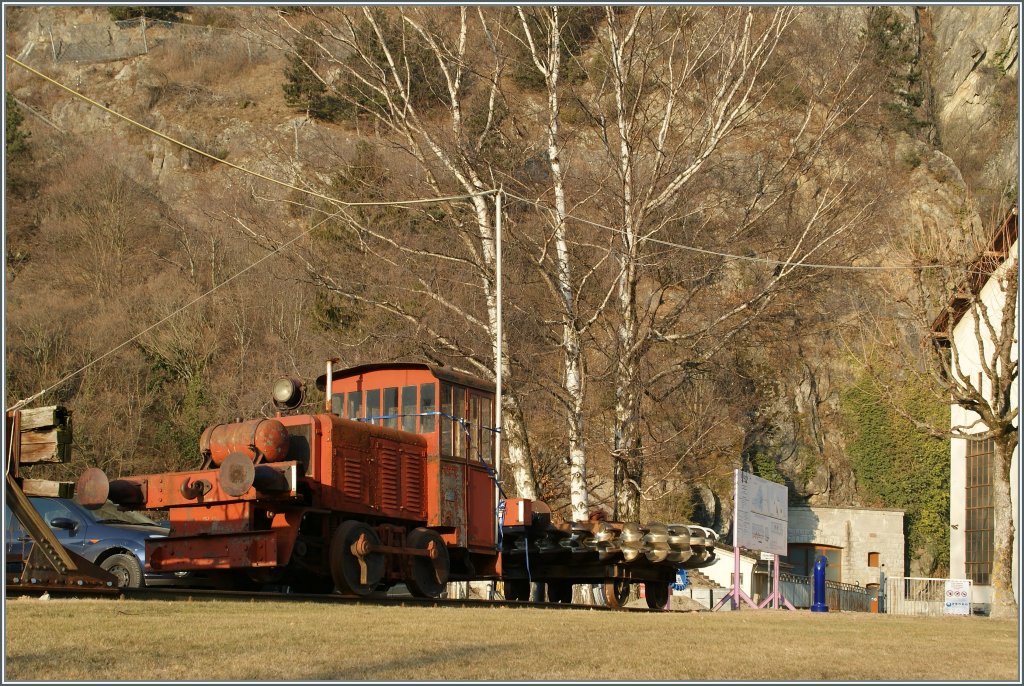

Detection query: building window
xmin=965 ymin=438 xmax=994 ymax=586
xmin=867 ymin=552 xmax=880 ymax=568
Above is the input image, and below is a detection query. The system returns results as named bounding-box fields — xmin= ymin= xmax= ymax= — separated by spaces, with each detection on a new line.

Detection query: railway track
xmin=3 ymin=583 xmax=665 ymax=612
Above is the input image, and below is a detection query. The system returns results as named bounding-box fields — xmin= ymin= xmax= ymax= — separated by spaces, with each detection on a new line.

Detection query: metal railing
xmin=883 ymin=576 xmax=973 ymax=616
xmin=779 ymin=572 xmax=871 ymax=612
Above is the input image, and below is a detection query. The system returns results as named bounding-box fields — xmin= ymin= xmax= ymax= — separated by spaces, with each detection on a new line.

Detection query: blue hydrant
xmin=811 ymin=555 xmax=829 ymax=612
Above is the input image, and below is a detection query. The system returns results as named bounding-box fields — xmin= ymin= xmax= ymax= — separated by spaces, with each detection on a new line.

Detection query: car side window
xmin=4 ymin=504 xmax=25 ymax=539
xmin=30 ymin=499 xmax=77 ymax=529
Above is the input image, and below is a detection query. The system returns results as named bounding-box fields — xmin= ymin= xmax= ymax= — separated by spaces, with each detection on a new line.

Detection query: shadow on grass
xmin=303 ymin=642 xmax=521 ymax=681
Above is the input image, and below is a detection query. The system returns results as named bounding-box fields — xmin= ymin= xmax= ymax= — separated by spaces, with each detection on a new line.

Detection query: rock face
xmin=921 ymin=5 xmax=1019 ymax=212
xmin=754 ymin=5 xmax=1018 ymax=514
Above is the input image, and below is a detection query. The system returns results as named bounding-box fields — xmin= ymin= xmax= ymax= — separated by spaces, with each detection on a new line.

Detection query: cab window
xmin=383 ymin=387 xmax=399 ymax=429
xmin=470 ymin=394 xmax=481 ymax=461
xmin=365 ymin=389 xmax=381 ymax=424
xmin=453 ymin=386 xmax=466 ymax=458
xmin=401 ymin=386 xmax=417 ymax=432
xmin=481 ymin=396 xmax=494 ymax=465
xmin=420 ymin=383 xmax=436 ymax=433
xmin=440 ymin=382 xmax=453 ymax=454
xmin=347 ymin=391 xmax=362 ymax=420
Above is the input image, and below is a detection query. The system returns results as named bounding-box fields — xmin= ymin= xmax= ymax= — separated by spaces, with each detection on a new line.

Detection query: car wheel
xmin=100 ymin=553 xmax=144 ymax=588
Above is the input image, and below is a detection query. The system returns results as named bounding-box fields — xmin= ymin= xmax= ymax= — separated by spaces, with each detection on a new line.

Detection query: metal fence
xmin=780 ymin=572 xmax=872 ymax=612
xmin=883 ymin=576 xmax=973 ymax=617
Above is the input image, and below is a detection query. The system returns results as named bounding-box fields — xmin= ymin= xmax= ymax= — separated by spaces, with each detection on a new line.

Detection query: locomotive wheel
xmin=330 ymin=520 xmax=385 ymax=596
xmin=603 ymin=579 xmax=631 ymax=609
xmin=405 ymin=527 xmax=450 ymax=598
xmin=504 ymin=579 xmax=530 ymax=601
xmin=546 ymin=581 xmax=573 ymax=604
xmin=645 ymin=580 xmax=670 ymax=609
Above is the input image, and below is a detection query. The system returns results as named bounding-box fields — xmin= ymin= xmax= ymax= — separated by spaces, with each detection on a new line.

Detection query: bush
xmin=282 ymin=13 xmax=452 ymax=122
xmin=5 ymin=92 xmax=30 ymax=159
xmin=860 ymin=7 xmax=930 ymax=135
xmin=108 ymin=7 xmax=187 ymax=22
xmin=841 ymin=367 xmax=950 ymax=575
xmin=282 ymin=33 xmax=348 ymax=122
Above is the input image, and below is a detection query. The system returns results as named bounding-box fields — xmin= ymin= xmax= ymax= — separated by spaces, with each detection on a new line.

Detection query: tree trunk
xmin=989 ymin=436 xmax=1018 ymax=618
xmin=501 ymin=394 xmax=538 ymax=500
xmin=613 ymin=351 xmax=643 ymax=521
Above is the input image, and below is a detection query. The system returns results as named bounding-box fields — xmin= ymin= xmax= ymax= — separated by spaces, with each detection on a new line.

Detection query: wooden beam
xmin=17 ymin=405 xmax=71 ymax=432
xmin=20 ymin=478 xmax=75 ymax=498
xmin=18 ymin=441 xmax=71 ymax=465
xmin=20 ymin=427 xmax=71 ymax=446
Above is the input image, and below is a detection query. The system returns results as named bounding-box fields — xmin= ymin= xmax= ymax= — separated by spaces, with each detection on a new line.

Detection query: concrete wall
xmin=948 ymin=238 xmax=1020 ymax=606
xmin=788 ymin=505 xmax=905 ymax=586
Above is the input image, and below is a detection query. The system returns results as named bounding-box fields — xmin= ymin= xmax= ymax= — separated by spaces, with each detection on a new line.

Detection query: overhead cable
xmin=8 ymin=209 xmax=344 ymax=412
xmin=503 ymin=192 xmax=951 ymax=272
xmin=5 ymin=55 xmax=494 ymax=208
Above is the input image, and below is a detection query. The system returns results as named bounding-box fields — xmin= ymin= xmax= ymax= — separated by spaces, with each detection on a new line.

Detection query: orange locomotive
xmin=76 ymin=362 xmax=717 ymax=606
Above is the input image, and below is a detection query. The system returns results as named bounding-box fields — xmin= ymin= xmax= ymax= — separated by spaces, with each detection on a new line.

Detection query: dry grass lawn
xmin=4 ymin=597 xmax=1019 ymax=681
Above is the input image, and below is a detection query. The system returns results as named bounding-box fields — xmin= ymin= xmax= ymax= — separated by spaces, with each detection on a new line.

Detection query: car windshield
xmin=79 ymin=499 xmax=165 ymax=527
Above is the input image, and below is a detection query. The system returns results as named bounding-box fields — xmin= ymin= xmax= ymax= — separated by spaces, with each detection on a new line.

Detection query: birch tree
xmin=260 ymin=7 xmax=540 ymax=498
xmin=586 ymin=6 xmax=879 ymax=519
xmin=511 ymin=7 xmax=615 ymax=522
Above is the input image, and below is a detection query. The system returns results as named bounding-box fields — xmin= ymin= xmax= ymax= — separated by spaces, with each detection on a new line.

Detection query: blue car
xmin=4 ymin=496 xmax=189 ymax=588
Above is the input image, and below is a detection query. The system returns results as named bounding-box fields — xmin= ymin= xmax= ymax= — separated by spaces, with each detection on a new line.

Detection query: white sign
xmin=735 ymin=470 xmax=789 ymax=555
xmin=760 ymin=551 xmax=775 ymax=561
xmin=943 ymin=579 xmax=972 ymax=616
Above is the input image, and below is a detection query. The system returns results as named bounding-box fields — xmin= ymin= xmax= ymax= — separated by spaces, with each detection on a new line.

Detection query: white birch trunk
xmin=519 ymin=7 xmax=590 ymax=519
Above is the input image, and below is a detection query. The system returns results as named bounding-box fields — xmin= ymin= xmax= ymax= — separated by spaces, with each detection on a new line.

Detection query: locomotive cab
xmin=317 ymin=363 xmax=498 ymax=566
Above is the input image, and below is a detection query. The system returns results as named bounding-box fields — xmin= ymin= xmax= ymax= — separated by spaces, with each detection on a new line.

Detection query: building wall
xmin=948 ymin=238 xmax=1019 ymax=605
xmin=788 ymin=505 xmax=905 ymax=587
xmin=702 ymin=547 xmax=758 ymax=596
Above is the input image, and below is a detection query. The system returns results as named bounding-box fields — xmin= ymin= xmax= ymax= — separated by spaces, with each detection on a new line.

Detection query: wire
xmin=5 ymin=55 xmax=495 ymax=208
xmin=503 ymin=191 xmax=952 ymax=272
xmin=7 ymin=208 xmax=345 ymax=413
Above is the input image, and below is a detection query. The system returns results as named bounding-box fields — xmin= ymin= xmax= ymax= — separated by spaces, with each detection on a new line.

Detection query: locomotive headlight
xmin=272 ymin=377 xmax=304 ymax=411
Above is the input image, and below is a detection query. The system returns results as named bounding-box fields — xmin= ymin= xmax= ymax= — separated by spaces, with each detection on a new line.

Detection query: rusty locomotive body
xmin=76 ymin=362 xmax=718 ymax=606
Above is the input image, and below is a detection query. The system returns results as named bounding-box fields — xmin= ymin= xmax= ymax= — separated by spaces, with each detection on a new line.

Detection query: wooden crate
xmin=13 ymin=405 xmax=73 ymax=465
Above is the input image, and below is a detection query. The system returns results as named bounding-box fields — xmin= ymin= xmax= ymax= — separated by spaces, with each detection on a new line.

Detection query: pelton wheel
xmin=330 ymin=520 xmax=385 ymax=596
xmin=504 ymin=579 xmax=530 ymax=601
xmin=405 ymin=527 xmax=450 ymax=598
xmin=546 ymin=580 xmax=573 ymax=604
xmin=603 ymin=579 xmax=631 ymax=609
xmin=645 ymin=580 xmax=670 ymax=609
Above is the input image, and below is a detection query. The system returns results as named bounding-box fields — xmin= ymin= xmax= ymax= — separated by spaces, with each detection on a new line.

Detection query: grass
xmin=4 ymin=597 xmax=1020 ymax=681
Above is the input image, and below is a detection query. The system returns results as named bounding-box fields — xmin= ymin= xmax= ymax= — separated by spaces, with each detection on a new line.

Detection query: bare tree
xmin=257 ymin=7 xmax=541 ymax=498
xmin=581 ymin=6 xmax=879 ymax=519
xmin=879 ymin=202 xmax=1018 ymax=618
xmin=510 ymin=7 xmax=618 ymax=522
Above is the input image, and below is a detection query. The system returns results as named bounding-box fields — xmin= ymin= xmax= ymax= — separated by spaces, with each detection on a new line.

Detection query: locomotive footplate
xmin=147 ymin=530 xmax=278 ymax=572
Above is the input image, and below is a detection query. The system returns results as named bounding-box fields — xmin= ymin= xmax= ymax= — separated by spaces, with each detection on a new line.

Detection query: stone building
xmin=785 ymin=505 xmax=905 ymax=588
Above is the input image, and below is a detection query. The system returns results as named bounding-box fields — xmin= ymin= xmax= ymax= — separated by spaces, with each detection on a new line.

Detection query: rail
xmin=883 ymin=576 xmax=973 ymax=617
xmin=780 ymin=572 xmax=871 ymax=612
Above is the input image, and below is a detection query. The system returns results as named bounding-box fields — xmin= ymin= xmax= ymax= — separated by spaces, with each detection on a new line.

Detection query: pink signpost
xmin=714 ymin=468 xmax=793 ymax=611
